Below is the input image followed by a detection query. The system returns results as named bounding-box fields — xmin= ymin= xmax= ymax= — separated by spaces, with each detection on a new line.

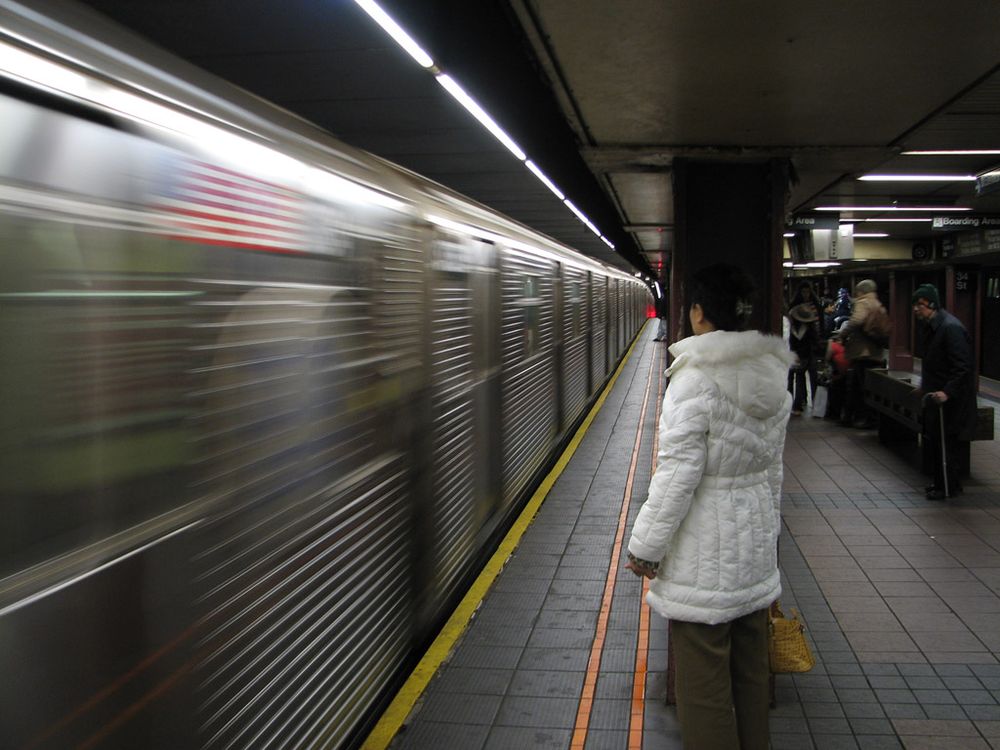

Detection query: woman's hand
xmin=625 ymin=553 xmax=659 ymax=579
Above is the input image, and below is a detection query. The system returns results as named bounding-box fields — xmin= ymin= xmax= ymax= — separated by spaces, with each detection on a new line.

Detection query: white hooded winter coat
xmin=628 ymin=329 xmax=794 ymax=625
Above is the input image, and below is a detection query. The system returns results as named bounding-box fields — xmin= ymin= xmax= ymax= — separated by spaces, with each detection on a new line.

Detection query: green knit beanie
xmin=912 ymin=283 xmax=940 ymax=309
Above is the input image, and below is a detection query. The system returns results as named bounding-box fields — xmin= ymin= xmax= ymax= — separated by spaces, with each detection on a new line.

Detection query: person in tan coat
xmin=839 ymin=279 xmax=886 ymax=428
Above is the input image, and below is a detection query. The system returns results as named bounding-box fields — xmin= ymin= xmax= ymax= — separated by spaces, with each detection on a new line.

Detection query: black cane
xmin=923 ymin=392 xmax=949 ymax=497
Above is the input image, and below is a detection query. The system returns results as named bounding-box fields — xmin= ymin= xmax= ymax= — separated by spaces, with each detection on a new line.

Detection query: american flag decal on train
xmin=152 ymin=159 xmax=310 ymax=254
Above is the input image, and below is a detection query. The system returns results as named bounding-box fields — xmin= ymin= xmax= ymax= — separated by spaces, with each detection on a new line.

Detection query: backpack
xmin=862 ymin=304 xmax=892 ymax=347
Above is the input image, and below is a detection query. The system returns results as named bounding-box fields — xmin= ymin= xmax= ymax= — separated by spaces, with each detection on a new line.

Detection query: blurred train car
xmin=0 ymin=2 xmax=650 ymax=748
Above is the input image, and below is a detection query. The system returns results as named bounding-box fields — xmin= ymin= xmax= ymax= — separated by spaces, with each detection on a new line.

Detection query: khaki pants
xmin=671 ymin=608 xmax=770 ymax=750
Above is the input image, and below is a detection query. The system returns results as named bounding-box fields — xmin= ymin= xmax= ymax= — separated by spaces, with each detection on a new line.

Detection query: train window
xmin=0 ymin=215 xmax=194 ymax=583
xmin=522 ymin=275 xmax=541 ymax=357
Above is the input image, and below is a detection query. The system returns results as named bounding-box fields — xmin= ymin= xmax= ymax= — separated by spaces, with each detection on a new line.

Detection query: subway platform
xmin=371 ymin=322 xmax=1000 ymax=750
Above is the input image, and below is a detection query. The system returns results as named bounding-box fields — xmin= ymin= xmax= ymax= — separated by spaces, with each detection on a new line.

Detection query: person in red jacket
xmin=823 ymin=324 xmax=850 ymax=420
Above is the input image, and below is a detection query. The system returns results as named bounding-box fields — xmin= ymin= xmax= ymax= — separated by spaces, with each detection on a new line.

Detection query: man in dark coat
xmin=912 ymin=284 xmax=977 ymax=500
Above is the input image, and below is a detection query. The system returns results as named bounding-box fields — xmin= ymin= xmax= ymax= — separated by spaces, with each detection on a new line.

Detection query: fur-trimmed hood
xmin=667 ymin=330 xmax=794 ymax=421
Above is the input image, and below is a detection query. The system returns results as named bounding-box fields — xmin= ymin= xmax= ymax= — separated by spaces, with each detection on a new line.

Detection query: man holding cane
xmin=912 ymin=284 xmax=976 ymax=500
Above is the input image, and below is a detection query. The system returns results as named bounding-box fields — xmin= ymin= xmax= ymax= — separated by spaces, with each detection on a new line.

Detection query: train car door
xmin=562 ymin=267 xmax=590 ymax=428
xmin=420 ymin=229 xmax=498 ymax=614
xmin=498 ymin=244 xmax=557 ymax=507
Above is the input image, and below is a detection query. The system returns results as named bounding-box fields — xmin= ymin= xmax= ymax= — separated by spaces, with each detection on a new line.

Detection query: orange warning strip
xmin=628 ymin=358 xmax=665 ymax=748
xmin=570 ymin=343 xmax=658 ymax=750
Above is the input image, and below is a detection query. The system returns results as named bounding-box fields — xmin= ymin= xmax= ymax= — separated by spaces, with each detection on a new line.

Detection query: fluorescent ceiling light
xmin=782 ymin=232 xmax=795 ymax=238
xmin=815 ymin=206 xmax=971 ymax=212
xmin=563 ymin=199 xmax=601 ymax=237
xmin=860 ymin=218 xmax=933 ymax=223
xmin=525 ymin=160 xmax=565 ymax=200
xmin=654 ymin=281 xmax=662 ymax=298
xmin=858 ymin=174 xmax=976 ymax=182
xmin=350 ymin=2 xmax=621 ymax=251
xmin=353 ymin=0 xmax=434 ymax=68
xmin=902 ymin=150 xmax=1000 ymax=156
xmin=436 ymin=74 xmax=526 ymax=161
xmin=783 ymin=262 xmax=794 ymax=267
xmin=853 ymin=233 xmax=889 ymax=238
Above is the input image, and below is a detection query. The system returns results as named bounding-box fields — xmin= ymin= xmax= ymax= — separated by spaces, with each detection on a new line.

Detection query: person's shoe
xmin=925 ymin=484 xmax=963 ymax=497
xmin=790 ymin=409 xmax=802 ymax=416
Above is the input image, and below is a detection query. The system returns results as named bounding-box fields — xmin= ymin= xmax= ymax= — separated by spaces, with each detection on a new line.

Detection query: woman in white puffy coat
xmin=627 ymin=263 xmax=793 ymax=750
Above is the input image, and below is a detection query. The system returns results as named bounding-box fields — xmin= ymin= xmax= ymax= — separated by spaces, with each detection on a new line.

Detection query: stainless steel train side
xmin=0 ymin=4 xmax=651 ymax=748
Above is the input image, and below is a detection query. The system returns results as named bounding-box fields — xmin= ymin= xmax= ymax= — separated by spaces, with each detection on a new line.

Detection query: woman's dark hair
xmin=690 ymin=262 xmax=757 ymax=332
xmin=789 ymin=280 xmax=815 ymax=307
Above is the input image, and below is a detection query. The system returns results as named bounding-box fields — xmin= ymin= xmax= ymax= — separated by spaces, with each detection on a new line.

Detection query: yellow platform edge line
xmin=360 ymin=322 xmax=651 ymax=750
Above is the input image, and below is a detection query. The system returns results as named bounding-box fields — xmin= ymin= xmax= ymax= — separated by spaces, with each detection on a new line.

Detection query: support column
xmin=888 ymin=271 xmax=914 ymax=372
xmin=669 ymin=159 xmax=789 ymax=344
xmin=945 ymin=265 xmax=980 ymax=392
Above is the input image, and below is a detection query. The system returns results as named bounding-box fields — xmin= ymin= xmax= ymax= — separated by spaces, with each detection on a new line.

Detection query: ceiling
xmin=71 ymin=0 xmax=1000 ymax=278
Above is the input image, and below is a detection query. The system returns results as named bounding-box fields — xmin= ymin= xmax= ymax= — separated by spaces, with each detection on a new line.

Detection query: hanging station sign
xmin=975 ymin=167 xmax=1000 ymax=197
xmin=787 ymin=213 xmax=840 ymax=231
xmin=931 ymin=215 xmax=1000 ymax=231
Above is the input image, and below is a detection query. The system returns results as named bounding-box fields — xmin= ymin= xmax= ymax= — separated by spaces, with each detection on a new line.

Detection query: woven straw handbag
xmin=768 ymin=601 xmax=815 ymax=673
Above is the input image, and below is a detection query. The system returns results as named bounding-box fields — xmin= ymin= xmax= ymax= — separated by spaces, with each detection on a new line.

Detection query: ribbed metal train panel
xmin=562 ymin=266 xmax=590 ymax=427
xmin=195 ymin=458 xmax=412 ymax=750
xmin=609 ymin=278 xmax=620 ymax=362
xmin=591 ymin=276 xmax=608 ymax=388
xmin=374 ymin=222 xmax=426 ymax=379
xmin=500 ymin=247 xmax=556 ymax=505
xmin=188 ymin=279 xmax=413 ymax=750
xmin=429 ymin=258 xmax=477 ymax=601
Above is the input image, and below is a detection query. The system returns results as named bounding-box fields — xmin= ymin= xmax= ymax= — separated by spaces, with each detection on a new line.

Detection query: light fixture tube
xmin=858 ymin=174 xmax=976 ymax=182
xmin=347 ymin=4 xmax=622 ymax=256
xmin=525 ymin=160 xmax=565 ymax=200
xmin=902 ymin=150 xmax=1000 ymax=156
xmin=563 ymin=199 xmax=600 ymax=236
xmin=853 ymin=233 xmax=889 ymax=238
xmin=353 ymin=0 xmax=435 ymax=68
xmin=654 ymin=281 xmax=662 ymax=299
xmin=841 ymin=218 xmax=933 ymax=223
xmin=436 ymin=74 xmax=526 ymax=161
xmin=815 ymin=206 xmax=971 ymax=212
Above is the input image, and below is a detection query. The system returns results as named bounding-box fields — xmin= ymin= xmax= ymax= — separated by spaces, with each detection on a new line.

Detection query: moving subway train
xmin=0 ymin=3 xmax=649 ymax=748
